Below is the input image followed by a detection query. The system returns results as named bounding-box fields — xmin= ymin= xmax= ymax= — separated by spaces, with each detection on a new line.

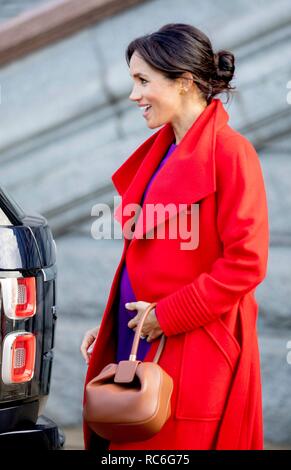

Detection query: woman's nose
xmin=129 ymin=86 xmax=141 ymax=102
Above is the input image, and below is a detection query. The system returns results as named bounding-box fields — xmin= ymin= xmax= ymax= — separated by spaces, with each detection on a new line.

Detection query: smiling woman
xmin=128 ymin=49 xmax=207 ymax=142
xmin=126 ymin=23 xmax=235 ymax=144
xmin=81 ymin=23 xmax=269 ymax=451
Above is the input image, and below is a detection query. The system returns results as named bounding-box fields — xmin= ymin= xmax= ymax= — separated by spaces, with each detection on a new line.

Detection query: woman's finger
xmin=128 ymin=312 xmax=141 ymax=328
xmin=80 ymin=342 xmax=90 ymax=363
xmin=125 ymin=302 xmax=137 ymax=310
xmin=128 ymin=319 xmax=138 ymax=328
xmin=80 ymin=333 xmax=95 ymax=363
xmin=87 ymin=340 xmax=96 ymax=355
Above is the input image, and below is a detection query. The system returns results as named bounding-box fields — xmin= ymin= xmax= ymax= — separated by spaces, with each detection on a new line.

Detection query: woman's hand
xmin=80 ymin=326 xmax=100 ymax=364
xmin=126 ymin=301 xmax=163 ymax=342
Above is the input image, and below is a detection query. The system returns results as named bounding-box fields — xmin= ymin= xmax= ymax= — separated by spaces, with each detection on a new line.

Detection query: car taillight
xmin=0 ymin=277 xmax=36 ymax=319
xmin=1 ymin=332 xmax=36 ymax=384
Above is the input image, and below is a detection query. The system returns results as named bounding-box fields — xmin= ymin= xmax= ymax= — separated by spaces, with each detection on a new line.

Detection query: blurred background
xmin=0 ymin=0 xmax=290 ymax=450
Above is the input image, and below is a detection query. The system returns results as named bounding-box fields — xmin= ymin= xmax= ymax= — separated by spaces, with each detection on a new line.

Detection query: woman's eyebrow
xmin=130 ymin=72 xmax=149 ymax=78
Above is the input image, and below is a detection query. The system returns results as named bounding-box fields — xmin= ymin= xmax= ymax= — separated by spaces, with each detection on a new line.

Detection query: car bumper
xmin=0 ymin=415 xmax=62 ymax=450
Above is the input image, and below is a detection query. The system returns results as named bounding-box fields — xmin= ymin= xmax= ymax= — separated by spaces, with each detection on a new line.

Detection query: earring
xmin=179 ymin=88 xmax=187 ymax=95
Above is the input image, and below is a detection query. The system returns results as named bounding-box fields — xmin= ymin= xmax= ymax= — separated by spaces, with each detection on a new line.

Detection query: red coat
xmin=83 ymin=98 xmax=269 ymax=450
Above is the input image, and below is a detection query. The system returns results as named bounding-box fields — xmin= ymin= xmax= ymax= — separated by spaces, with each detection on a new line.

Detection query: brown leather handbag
xmin=83 ymin=302 xmax=173 ymax=443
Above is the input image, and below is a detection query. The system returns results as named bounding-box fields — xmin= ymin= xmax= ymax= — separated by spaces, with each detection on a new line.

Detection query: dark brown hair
xmin=125 ymin=23 xmax=235 ymax=104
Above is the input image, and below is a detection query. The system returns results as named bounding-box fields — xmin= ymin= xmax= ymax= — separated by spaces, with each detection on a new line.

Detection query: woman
xmin=81 ymin=23 xmax=269 ymax=450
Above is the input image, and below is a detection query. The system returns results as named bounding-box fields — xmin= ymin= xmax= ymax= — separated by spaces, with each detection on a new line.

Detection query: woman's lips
xmin=143 ymin=106 xmax=152 ymax=118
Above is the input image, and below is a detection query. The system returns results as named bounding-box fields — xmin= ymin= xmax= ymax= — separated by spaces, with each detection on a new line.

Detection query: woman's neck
xmin=171 ymin=100 xmax=208 ymax=145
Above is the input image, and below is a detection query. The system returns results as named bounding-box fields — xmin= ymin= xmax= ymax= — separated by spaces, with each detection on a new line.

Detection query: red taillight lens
xmin=2 ymin=332 xmax=36 ymax=384
xmin=15 ymin=277 xmax=36 ymax=318
xmin=0 ymin=277 xmax=36 ymax=319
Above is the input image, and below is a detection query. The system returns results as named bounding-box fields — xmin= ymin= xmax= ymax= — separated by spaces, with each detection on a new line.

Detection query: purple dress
xmin=116 ymin=142 xmax=177 ymax=362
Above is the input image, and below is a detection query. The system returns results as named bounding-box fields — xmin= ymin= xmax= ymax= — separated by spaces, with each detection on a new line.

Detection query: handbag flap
xmin=114 ymin=360 xmax=140 ymax=383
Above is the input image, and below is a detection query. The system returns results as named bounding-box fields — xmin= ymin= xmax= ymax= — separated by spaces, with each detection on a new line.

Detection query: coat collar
xmin=112 ymin=98 xmax=229 ymax=240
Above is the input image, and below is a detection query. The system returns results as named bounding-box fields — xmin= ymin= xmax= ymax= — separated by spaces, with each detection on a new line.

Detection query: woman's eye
xmin=140 ymin=78 xmax=147 ymax=84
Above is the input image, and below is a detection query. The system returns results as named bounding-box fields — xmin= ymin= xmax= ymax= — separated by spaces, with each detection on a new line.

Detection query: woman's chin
xmin=146 ymin=119 xmax=165 ymax=129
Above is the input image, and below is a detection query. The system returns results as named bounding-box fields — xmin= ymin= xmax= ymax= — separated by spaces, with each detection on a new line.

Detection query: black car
xmin=0 ymin=186 xmax=62 ymax=449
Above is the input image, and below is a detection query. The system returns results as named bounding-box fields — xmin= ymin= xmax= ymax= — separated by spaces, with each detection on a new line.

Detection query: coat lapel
xmin=112 ymin=98 xmax=229 ymax=240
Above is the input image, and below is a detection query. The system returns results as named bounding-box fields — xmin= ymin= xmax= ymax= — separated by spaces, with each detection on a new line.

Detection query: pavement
xmin=61 ymin=426 xmax=84 ymax=450
xmin=60 ymin=426 xmax=291 ymax=450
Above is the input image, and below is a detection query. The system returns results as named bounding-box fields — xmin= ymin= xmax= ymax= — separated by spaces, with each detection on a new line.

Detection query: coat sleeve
xmin=155 ymin=136 xmax=269 ymax=336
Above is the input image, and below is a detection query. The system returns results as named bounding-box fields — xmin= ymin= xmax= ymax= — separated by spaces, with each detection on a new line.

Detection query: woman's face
xmin=128 ymin=51 xmax=184 ymax=129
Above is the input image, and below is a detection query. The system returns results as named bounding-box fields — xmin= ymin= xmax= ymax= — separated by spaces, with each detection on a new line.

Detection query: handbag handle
xmin=129 ymin=302 xmax=166 ymax=364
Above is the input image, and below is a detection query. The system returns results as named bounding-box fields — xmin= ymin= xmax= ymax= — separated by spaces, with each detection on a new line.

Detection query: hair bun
xmin=214 ymin=50 xmax=235 ymax=82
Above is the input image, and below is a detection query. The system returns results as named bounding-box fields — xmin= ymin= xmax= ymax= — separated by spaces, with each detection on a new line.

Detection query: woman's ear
xmin=181 ymin=72 xmax=194 ymax=85
xmin=178 ymin=73 xmax=194 ymax=95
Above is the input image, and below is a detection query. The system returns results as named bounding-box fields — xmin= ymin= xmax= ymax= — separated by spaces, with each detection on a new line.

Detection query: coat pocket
xmin=175 ymin=318 xmax=241 ymax=420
